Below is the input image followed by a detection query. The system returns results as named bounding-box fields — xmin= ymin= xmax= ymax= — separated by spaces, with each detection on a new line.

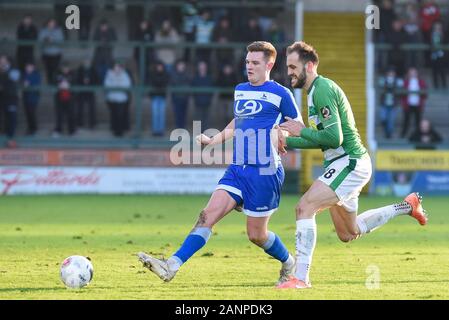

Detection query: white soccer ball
xmin=60 ymin=255 xmax=94 ymax=289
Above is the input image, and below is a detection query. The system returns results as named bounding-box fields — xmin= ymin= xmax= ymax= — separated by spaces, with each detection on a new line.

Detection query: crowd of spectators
xmin=375 ymin=0 xmax=447 ymax=146
xmin=0 ymin=2 xmax=289 ymax=145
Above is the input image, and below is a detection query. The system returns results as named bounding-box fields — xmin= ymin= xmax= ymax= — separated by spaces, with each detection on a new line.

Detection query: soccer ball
xmin=60 ymin=255 xmax=94 ymax=289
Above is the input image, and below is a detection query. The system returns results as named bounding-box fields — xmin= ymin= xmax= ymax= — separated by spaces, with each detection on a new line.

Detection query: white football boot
xmin=137 ymin=252 xmax=177 ymax=282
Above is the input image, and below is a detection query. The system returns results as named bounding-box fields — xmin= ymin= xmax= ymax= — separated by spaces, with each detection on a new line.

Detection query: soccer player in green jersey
xmin=274 ymin=41 xmax=428 ymax=289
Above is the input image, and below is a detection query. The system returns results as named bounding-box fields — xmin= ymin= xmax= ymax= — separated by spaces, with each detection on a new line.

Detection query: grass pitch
xmin=0 ymin=194 xmax=448 ymax=300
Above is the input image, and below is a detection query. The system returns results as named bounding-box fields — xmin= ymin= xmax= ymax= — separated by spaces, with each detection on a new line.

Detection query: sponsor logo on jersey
xmin=235 ymin=100 xmax=263 ymax=116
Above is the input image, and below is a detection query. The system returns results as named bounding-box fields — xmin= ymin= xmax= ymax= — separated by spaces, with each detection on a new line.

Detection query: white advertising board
xmin=0 ymin=167 xmax=226 ymax=195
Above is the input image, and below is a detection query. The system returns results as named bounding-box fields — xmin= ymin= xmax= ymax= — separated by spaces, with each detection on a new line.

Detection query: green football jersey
xmin=287 ymin=75 xmax=367 ymax=166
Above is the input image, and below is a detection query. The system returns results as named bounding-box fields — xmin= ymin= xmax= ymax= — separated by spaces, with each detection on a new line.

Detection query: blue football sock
xmin=262 ymin=231 xmax=289 ymax=263
xmin=172 ymin=227 xmax=212 ymax=266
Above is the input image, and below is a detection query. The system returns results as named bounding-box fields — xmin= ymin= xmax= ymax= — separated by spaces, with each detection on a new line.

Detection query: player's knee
xmin=295 ymin=202 xmax=314 ymax=219
xmin=247 ymin=231 xmax=266 ymax=247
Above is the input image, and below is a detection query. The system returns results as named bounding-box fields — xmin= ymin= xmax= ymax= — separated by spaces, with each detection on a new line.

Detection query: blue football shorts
xmin=215 ymin=164 xmax=285 ymax=217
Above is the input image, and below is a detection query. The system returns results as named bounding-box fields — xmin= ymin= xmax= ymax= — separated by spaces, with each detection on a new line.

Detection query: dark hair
xmin=246 ymin=41 xmax=277 ymax=63
xmin=286 ymin=41 xmax=319 ymax=65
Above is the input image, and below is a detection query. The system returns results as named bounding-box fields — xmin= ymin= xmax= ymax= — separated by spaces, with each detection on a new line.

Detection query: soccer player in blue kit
xmin=138 ymin=41 xmax=301 ymax=285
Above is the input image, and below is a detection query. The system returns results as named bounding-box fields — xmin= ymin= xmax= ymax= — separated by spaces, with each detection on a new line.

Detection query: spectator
xmin=376 ymin=0 xmax=397 ymax=71
xmin=6 ymin=68 xmax=20 ymax=147
xmin=402 ymin=3 xmax=422 ymax=69
xmin=429 ymin=21 xmax=447 ymax=89
xmin=78 ymin=4 xmax=94 ymax=41
xmin=420 ymin=0 xmax=440 ymax=43
xmin=38 ymin=18 xmax=64 ymax=84
xmin=192 ymin=61 xmax=213 ymax=130
xmin=215 ymin=63 xmax=238 ymax=126
xmin=194 ymin=10 xmax=215 ymax=63
xmin=134 ymin=20 xmax=154 ymax=81
xmin=16 ymin=14 xmax=38 ymax=72
xmin=401 ymin=67 xmax=427 ymax=138
xmin=267 ymin=22 xmax=285 ymax=45
xmin=181 ymin=1 xmax=200 ymax=61
xmin=53 ymin=64 xmax=75 ymax=136
xmin=154 ymin=20 xmax=180 ymax=74
xmin=93 ymin=19 xmax=117 ymax=83
xmin=22 ymin=62 xmax=41 ymax=135
xmin=147 ymin=61 xmax=169 ymax=136
xmin=181 ymin=0 xmax=200 ymax=43
xmin=378 ymin=0 xmax=397 ymax=42
xmin=53 ymin=3 xmax=68 ymax=38
xmin=76 ymin=59 xmax=98 ymax=129
xmin=0 ymin=55 xmax=8 ymax=134
xmin=126 ymin=3 xmax=144 ymax=40
xmin=104 ymin=61 xmax=132 ymax=137
xmin=241 ymin=17 xmax=263 ymax=42
xmin=123 ymin=64 xmax=134 ymax=133
xmin=409 ymin=119 xmax=442 ymax=149
xmin=378 ymin=68 xmax=403 ymax=139
xmin=387 ymin=20 xmax=407 ymax=77
xmin=170 ymin=60 xmax=191 ymax=130
xmin=0 ymin=55 xmax=20 ymax=147
xmin=212 ymin=16 xmax=235 ymax=65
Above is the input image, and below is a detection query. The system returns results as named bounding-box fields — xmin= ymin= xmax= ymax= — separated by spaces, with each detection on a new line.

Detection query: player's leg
xmin=246 ymin=216 xmax=295 ymax=285
xmin=356 ymin=192 xmax=427 ymax=236
xmin=277 ymin=180 xmax=340 ymax=289
xmin=278 ymin=154 xmax=370 ymax=289
xmin=329 ymin=204 xmax=360 ymax=242
xmin=241 ymin=164 xmax=295 ymax=284
xmin=330 ymin=191 xmax=427 ymax=243
xmin=138 ymin=189 xmax=237 ymax=282
xmin=329 ymin=155 xmax=427 ymax=241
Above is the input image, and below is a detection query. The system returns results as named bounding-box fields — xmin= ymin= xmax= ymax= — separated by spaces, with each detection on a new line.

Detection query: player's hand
xmin=271 ymin=126 xmax=287 ymax=155
xmin=279 ymin=117 xmax=305 ymax=136
xmin=196 ymin=134 xmax=212 ymax=146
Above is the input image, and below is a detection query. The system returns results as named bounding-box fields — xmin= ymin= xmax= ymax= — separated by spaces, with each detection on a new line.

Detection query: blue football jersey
xmin=232 ymin=80 xmax=300 ymax=167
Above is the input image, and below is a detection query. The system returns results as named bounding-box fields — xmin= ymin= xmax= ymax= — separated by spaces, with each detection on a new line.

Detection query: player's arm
xmin=196 ymin=119 xmax=235 ymax=146
xmin=286 ymin=136 xmax=322 ymax=149
xmin=299 ymin=89 xmax=343 ymax=149
xmin=279 ymin=87 xmax=303 ymax=126
xmin=272 ymin=126 xmax=322 ymax=154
